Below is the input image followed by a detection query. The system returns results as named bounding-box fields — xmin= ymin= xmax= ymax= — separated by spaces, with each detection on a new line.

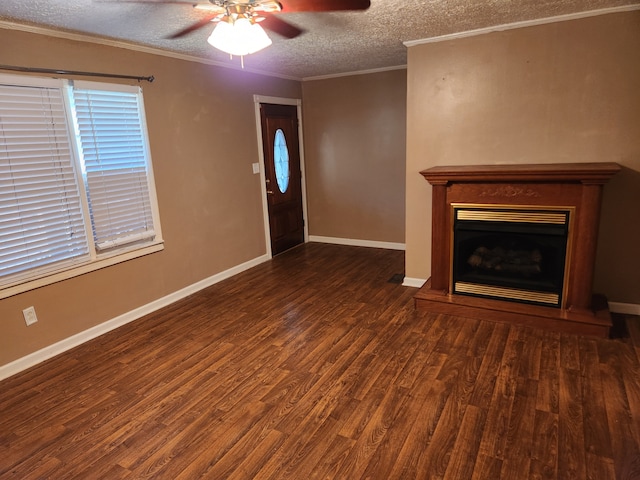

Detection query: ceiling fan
xmin=113 ymin=0 xmax=371 ymax=62
xmin=167 ymin=0 xmax=371 ymax=40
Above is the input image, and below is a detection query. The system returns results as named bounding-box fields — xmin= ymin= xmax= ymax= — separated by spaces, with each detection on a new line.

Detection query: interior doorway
xmin=253 ymin=96 xmax=307 ymax=256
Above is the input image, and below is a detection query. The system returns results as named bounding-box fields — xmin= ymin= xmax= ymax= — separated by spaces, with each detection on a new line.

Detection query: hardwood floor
xmin=1 ymin=243 xmax=639 ymax=479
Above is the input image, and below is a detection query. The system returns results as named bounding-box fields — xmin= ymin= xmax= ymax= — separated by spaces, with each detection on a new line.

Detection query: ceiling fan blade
xmin=166 ymin=14 xmax=218 ymax=39
xmin=97 ymin=0 xmax=206 ymax=4
xmin=278 ymin=0 xmax=370 ymax=13
xmin=260 ymin=15 xmax=304 ymax=39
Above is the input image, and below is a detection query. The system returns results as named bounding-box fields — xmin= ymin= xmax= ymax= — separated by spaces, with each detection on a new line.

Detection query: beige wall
xmin=406 ymin=11 xmax=640 ymax=304
xmin=3 ymin=9 xmax=639 ymax=369
xmin=302 ymin=69 xmax=407 ymax=244
xmin=0 ymin=28 xmax=301 ymax=365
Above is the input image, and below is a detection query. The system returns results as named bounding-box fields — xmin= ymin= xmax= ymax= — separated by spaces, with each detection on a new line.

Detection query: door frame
xmin=253 ymin=94 xmax=309 ymax=258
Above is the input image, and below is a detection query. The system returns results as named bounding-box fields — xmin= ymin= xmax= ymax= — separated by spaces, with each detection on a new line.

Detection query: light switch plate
xmin=23 ymin=306 xmax=38 ymax=326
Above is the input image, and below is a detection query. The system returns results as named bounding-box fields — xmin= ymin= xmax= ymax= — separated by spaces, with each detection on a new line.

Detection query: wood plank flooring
xmin=1 ymin=243 xmax=639 ymax=479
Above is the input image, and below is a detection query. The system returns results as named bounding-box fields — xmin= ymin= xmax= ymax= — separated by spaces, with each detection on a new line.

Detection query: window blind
xmin=72 ymin=87 xmax=155 ymax=251
xmin=0 ymin=83 xmax=89 ymax=284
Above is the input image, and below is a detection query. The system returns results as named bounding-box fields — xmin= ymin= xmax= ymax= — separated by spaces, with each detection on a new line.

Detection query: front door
xmin=259 ymin=103 xmax=305 ymax=255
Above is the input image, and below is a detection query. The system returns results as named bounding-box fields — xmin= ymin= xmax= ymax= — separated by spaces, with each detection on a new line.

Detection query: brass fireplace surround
xmin=450 ymin=203 xmax=575 ymax=308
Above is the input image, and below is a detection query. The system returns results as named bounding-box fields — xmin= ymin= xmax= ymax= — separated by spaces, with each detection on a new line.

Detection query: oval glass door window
xmin=274 ymin=128 xmax=290 ymax=193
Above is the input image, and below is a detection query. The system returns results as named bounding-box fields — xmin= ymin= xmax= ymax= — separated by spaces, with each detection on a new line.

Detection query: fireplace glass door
xmin=451 ymin=205 xmax=572 ymax=308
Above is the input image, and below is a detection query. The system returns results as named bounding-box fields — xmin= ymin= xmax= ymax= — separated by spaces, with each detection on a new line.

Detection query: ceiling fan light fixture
xmin=207 ymin=15 xmax=272 ymax=57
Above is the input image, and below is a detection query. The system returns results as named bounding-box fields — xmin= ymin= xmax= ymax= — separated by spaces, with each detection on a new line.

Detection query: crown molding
xmin=2 ymin=4 xmax=638 ymax=84
xmin=0 ymin=20 xmax=300 ymax=81
xmin=404 ymin=4 xmax=640 ymax=47
xmin=302 ymin=64 xmax=407 ymax=82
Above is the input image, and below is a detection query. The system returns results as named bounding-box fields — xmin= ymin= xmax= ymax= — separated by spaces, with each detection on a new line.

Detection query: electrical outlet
xmin=23 ymin=306 xmax=38 ymax=326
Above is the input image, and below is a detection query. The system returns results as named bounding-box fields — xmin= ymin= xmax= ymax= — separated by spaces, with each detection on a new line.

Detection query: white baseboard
xmin=4 ymin=251 xmax=637 ymax=381
xmin=609 ymin=302 xmax=640 ymax=316
xmin=402 ymin=277 xmax=427 ymax=288
xmin=0 ymin=253 xmax=270 ymax=381
xmin=308 ymin=235 xmax=405 ymax=251
xmin=394 ymin=279 xmax=640 ymax=316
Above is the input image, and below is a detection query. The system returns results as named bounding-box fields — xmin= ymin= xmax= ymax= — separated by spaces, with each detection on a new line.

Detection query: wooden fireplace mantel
xmin=419 ymin=162 xmax=621 ymax=184
xmin=415 ymin=162 xmax=620 ymax=337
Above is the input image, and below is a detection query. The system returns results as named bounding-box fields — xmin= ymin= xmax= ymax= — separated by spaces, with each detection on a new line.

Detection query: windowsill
xmin=0 ymin=241 xmax=165 ymax=300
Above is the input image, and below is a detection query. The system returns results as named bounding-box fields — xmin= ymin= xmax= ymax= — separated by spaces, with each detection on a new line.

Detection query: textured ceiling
xmin=1 ymin=0 xmax=638 ymax=79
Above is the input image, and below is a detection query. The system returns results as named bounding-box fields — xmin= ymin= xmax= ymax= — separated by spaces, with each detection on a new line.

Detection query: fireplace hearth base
xmin=415 ymin=162 xmax=620 ymax=338
xmin=415 ymin=278 xmax=612 ymax=337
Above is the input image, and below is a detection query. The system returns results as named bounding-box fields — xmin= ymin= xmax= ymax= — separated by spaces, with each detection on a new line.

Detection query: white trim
xmin=393 ymin=279 xmax=640 ymax=311
xmin=3 ymin=5 xmax=638 ymax=82
xmin=0 ymin=253 xmax=270 ymax=381
xmin=0 ymin=21 xmax=300 ymax=81
xmin=302 ymin=65 xmax=407 ymax=82
xmin=253 ymin=95 xmax=309 ymax=257
xmin=309 ymin=235 xmax=405 ymax=251
xmin=3 ymin=255 xmax=636 ymax=380
xmin=397 ymin=281 xmax=640 ymax=313
xmin=609 ymin=302 xmax=640 ymax=316
xmin=296 ymin=102 xmax=309 ymax=244
xmin=253 ymin=97 xmax=273 ymax=258
xmin=402 ymin=277 xmax=427 ymax=288
xmin=0 ymin=74 xmax=164 ymax=300
xmin=252 ymin=95 xmax=301 ymax=106
xmin=1 ymin=242 xmax=164 ymax=300
xmin=404 ymin=5 xmax=640 ymax=47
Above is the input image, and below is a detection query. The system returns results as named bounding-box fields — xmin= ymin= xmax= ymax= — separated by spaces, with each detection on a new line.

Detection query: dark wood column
xmin=429 ymin=181 xmax=450 ymax=293
xmin=567 ymin=182 xmax=605 ymax=312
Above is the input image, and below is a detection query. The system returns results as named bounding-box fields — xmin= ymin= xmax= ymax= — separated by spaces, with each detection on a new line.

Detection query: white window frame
xmin=0 ymin=73 xmax=163 ymax=299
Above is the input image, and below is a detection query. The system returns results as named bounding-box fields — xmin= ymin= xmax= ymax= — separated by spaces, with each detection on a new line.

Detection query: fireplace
xmin=414 ymin=163 xmax=620 ymax=337
xmin=452 ymin=205 xmax=572 ymax=308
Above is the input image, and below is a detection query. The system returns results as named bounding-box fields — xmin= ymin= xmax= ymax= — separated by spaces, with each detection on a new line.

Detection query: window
xmin=0 ymin=74 xmax=162 ymax=298
xmin=273 ymin=128 xmax=289 ymax=193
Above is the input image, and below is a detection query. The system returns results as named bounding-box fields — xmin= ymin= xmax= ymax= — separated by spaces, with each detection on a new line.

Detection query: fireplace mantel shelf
xmin=415 ymin=162 xmax=620 ymax=337
xmin=420 ymin=162 xmax=621 ymax=185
